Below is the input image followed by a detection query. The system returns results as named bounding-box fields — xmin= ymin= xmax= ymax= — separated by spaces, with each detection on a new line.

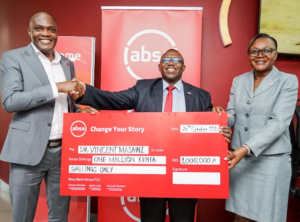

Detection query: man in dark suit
xmin=0 ymin=11 xmax=96 ymax=222
xmin=75 ymin=49 xmax=231 ymax=222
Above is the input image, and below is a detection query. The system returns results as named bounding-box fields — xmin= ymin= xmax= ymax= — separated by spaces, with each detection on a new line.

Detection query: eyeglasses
xmin=248 ymin=48 xmax=276 ymax=57
xmin=160 ymin=58 xmax=183 ymax=64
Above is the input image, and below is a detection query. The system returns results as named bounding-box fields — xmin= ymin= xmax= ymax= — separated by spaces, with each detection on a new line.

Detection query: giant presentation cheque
xmin=60 ymin=112 xmax=229 ymax=198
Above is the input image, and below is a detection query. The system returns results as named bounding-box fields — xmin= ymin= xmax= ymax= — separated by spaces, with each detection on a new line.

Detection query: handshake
xmin=56 ymin=78 xmax=99 ymax=114
xmin=56 ymin=77 xmax=86 ymax=100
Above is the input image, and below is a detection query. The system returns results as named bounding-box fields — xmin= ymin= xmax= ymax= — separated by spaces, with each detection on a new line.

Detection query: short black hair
xmin=248 ymin=33 xmax=278 ymax=51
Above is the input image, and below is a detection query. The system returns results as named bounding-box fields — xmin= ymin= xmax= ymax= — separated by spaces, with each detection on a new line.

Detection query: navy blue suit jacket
xmin=77 ymin=78 xmax=212 ymax=112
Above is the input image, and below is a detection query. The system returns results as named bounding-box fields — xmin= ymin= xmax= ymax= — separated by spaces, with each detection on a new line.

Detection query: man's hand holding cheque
xmin=212 ymin=106 xmax=232 ymax=143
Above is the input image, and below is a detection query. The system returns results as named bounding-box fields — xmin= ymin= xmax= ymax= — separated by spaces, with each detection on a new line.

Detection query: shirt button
xmin=244 ymin=127 xmax=248 ymax=131
xmin=245 ymin=114 xmax=249 ymax=118
xmin=247 ymin=100 xmax=251 ymax=105
xmin=48 ymin=123 xmax=52 ymax=127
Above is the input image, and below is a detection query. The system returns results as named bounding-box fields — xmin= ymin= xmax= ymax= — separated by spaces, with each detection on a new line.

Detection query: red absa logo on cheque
xmin=124 ymin=29 xmax=177 ymax=80
xmin=70 ymin=121 xmax=87 ymax=138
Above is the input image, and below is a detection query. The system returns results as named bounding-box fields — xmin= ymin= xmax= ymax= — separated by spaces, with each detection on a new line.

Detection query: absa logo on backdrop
xmin=120 ymin=197 xmax=140 ymax=221
xmin=124 ymin=29 xmax=177 ymax=80
xmin=120 ymin=196 xmax=169 ymax=221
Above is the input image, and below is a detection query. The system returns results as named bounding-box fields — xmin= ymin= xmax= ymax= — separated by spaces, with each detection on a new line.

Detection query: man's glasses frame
xmin=160 ymin=58 xmax=183 ymax=64
xmin=248 ymin=48 xmax=276 ymax=57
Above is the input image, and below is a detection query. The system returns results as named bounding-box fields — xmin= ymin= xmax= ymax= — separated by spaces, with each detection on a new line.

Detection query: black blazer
xmin=78 ymin=78 xmax=212 ymax=112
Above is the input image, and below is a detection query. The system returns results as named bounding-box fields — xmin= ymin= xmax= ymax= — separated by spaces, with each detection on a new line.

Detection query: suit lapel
xmin=60 ymin=56 xmax=71 ymax=81
xmin=153 ymin=80 xmax=163 ymax=112
xmin=183 ymin=82 xmax=194 ymax=112
xmin=60 ymin=57 xmax=73 ymax=111
xmin=244 ymin=71 xmax=254 ymax=99
xmin=253 ymin=66 xmax=279 ymax=97
xmin=22 ymin=44 xmax=49 ymax=85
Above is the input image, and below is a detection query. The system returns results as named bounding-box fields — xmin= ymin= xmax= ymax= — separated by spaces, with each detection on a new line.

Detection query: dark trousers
xmin=140 ymin=197 xmax=197 ymax=222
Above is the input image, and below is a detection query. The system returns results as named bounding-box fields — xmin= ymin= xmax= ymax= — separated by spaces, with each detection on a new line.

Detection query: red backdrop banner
xmin=101 ymin=7 xmax=203 ymax=91
xmin=99 ymin=7 xmax=203 ymax=221
xmin=56 ymin=36 xmax=95 ymax=86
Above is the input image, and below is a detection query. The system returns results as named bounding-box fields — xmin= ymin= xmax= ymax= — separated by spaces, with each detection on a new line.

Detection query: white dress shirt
xmin=162 ymin=79 xmax=186 ymax=112
xmin=31 ymin=43 xmax=68 ymax=140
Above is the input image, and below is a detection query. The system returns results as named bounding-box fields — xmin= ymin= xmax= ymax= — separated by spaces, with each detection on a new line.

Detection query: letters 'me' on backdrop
xmin=34 ymin=36 xmax=95 ymax=222
xmin=99 ymin=7 xmax=203 ymax=222
xmin=56 ymin=36 xmax=96 ymax=86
